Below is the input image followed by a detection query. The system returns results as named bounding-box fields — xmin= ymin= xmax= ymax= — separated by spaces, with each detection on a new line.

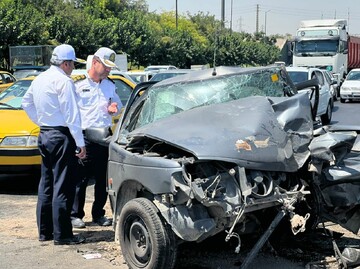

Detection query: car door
xmin=309 ymin=70 xmax=326 ymax=116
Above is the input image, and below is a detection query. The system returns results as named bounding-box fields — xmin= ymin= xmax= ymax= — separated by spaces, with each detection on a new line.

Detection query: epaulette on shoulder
xmin=107 ymin=76 xmax=115 ymax=84
xmin=71 ymin=74 xmax=86 ymax=83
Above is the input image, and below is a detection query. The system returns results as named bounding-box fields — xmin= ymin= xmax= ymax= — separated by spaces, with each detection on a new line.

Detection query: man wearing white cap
xmin=22 ymin=44 xmax=87 ymax=245
xmin=71 ymin=47 xmax=122 ymax=228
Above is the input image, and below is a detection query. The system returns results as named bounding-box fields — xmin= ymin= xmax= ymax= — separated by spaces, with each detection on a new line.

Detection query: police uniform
xmin=71 ymin=74 xmax=122 ymax=222
xmin=22 ymin=65 xmax=85 ymax=242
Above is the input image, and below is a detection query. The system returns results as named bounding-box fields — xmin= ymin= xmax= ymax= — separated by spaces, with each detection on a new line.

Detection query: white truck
xmin=292 ymin=19 xmax=360 ymax=88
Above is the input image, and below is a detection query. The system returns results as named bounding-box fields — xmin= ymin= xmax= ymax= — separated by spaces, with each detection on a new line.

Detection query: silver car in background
xmin=286 ymin=66 xmax=333 ymax=125
xmin=340 ymin=68 xmax=360 ymax=103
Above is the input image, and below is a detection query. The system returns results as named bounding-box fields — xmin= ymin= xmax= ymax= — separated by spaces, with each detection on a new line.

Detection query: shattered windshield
xmin=133 ymin=68 xmax=293 ymax=129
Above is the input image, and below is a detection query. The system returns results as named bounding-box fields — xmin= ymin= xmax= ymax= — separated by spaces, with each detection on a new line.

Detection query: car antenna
xmin=212 ymin=27 xmax=218 ymax=76
xmin=212 ymin=49 xmax=217 ymax=76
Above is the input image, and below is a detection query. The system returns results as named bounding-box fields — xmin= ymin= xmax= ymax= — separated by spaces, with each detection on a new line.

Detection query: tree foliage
xmin=0 ymin=0 xmax=281 ymax=70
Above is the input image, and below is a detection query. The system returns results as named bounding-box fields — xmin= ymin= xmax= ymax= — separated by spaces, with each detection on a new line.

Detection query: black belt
xmin=40 ymin=126 xmax=69 ymax=132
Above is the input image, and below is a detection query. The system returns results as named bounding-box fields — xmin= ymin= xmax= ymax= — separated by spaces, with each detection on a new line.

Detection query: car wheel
xmin=119 ymin=198 xmax=178 ymax=269
xmin=320 ymin=102 xmax=332 ymax=125
xmin=333 ymin=92 xmax=337 ymax=101
xmin=340 ymin=97 xmax=345 ymax=103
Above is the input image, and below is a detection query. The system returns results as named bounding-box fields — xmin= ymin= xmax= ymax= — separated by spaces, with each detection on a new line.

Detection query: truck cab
xmin=293 ymin=19 xmax=348 ymax=85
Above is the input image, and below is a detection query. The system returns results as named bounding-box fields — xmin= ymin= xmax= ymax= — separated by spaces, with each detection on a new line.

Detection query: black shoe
xmin=54 ymin=234 xmax=86 ymax=245
xmin=39 ymin=235 xmax=53 ymax=242
xmin=71 ymin=218 xmax=86 ymax=229
xmin=92 ymin=216 xmax=112 ymax=226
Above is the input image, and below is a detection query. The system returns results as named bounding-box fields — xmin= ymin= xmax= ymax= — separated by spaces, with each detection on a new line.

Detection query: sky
xmin=146 ymin=0 xmax=360 ymax=36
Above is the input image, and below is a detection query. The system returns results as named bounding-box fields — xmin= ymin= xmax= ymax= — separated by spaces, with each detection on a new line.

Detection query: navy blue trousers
xmin=71 ymin=135 xmax=108 ymax=220
xmin=37 ymin=127 xmax=78 ymax=241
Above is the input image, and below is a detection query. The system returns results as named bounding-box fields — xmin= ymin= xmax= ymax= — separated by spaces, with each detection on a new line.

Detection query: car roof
xmin=153 ymin=69 xmax=193 ymax=74
xmin=153 ymin=66 xmax=280 ymax=87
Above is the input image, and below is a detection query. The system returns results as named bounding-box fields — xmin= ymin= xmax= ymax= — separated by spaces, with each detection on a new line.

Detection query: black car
xmin=107 ymin=66 xmax=360 ymax=269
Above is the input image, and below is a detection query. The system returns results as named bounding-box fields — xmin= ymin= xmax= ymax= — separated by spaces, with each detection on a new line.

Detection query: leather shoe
xmin=54 ymin=234 xmax=86 ymax=245
xmin=93 ymin=216 xmax=112 ymax=226
xmin=39 ymin=235 xmax=53 ymax=242
xmin=71 ymin=217 xmax=86 ymax=229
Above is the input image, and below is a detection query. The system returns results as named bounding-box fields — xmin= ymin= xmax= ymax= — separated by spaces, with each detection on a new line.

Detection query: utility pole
xmin=221 ymin=0 xmax=225 ymax=28
xmin=265 ymin=10 xmax=271 ymax=36
xmin=348 ymin=8 xmax=350 ymax=32
xmin=175 ymin=0 xmax=178 ymax=30
xmin=256 ymin=4 xmax=259 ymax=33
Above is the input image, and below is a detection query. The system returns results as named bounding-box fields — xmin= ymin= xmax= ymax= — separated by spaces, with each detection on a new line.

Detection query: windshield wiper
xmin=0 ymin=102 xmax=19 ymax=109
xmin=318 ymin=52 xmax=335 ymax=56
xmin=301 ymin=52 xmax=313 ymax=56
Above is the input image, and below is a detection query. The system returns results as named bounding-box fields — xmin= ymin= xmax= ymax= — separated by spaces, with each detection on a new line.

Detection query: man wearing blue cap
xmin=22 ymin=44 xmax=87 ymax=245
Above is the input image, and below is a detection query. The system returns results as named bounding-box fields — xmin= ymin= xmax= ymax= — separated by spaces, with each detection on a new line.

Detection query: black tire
xmin=119 ymin=198 xmax=177 ymax=269
xmin=340 ymin=97 xmax=345 ymax=103
xmin=320 ymin=102 xmax=332 ymax=125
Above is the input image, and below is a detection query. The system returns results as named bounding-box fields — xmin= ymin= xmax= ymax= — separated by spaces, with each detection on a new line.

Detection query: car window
xmin=323 ymin=71 xmax=331 ymax=84
xmin=347 ymin=71 xmax=360 ymax=81
xmin=113 ymin=79 xmax=133 ymax=106
xmin=0 ymin=80 xmax=31 ymax=109
xmin=3 ymin=73 xmax=15 ymax=83
xmin=315 ymin=71 xmax=324 ymax=85
xmin=287 ymin=71 xmax=308 ymax=84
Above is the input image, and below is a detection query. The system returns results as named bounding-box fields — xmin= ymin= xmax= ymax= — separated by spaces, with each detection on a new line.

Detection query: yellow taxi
xmin=0 ymin=77 xmax=40 ymax=173
xmin=0 ymin=71 xmax=17 ymax=93
xmin=0 ymin=75 xmax=135 ymax=173
xmin=108 ymin=74 xmax=136 ymax=128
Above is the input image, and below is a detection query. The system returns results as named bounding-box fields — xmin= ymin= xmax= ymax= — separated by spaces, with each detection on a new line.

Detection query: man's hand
xmin=108 ymin=102 xmax=118 ymax=114
xmin=76 ymin=146 xmax=86 ymax=159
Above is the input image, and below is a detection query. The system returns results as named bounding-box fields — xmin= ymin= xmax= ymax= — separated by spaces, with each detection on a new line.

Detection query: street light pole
xmin=265 ymin=10 xmax=271 ymax=36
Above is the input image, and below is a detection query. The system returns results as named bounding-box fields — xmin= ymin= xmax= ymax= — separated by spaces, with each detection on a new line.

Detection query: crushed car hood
xmin=129 ymin=92 xmax=314 ymax=172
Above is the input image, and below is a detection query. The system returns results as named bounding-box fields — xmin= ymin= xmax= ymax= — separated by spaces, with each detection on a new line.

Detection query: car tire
xmin=119 ymin=198 xmax=178 ymax=269
xmin=320 ymin=102 xmax=332 ymax=125
xmin=333 ymin=92 xmax=337 ymax=101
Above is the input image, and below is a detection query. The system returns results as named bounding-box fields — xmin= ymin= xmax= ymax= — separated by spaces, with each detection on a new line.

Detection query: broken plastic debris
xmin=82 ymin=253 xmax=102 ymax=259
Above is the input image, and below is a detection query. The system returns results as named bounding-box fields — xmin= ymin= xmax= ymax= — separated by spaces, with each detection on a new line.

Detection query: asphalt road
xmin=0 ymin=99 xmax=360 ymax=269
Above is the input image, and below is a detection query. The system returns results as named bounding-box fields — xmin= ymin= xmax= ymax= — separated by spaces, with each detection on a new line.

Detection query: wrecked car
xmin=107 ymin=66 xmax=360 ymax=269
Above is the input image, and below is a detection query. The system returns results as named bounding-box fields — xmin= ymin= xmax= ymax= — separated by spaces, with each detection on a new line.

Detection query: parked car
xmin=340 ymin=68 xmax=360 ymax=103
xmin=149 ymin=69 xmax=194 ymax=82
xmin=144 ymin=65 xmax=177 ymax=72
xmin=126 ymin=70 xmax=154 ymax=83
xmin=0 ymin=76 xmax=41 ymax=173
xmin=322 ymin=69 xmax=339 ymax=101
xmin=0 ymin=73 xmax=135 ymax=173
xmin=13 ymin=66 xmax=49 ymax=80
xmin=286 ymin=66 xmax=333 ymax=125
xmin=107 ymin=65 xmax=360 ymax=268
xmin=0 ymin=71 xmax=17 ymax=93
